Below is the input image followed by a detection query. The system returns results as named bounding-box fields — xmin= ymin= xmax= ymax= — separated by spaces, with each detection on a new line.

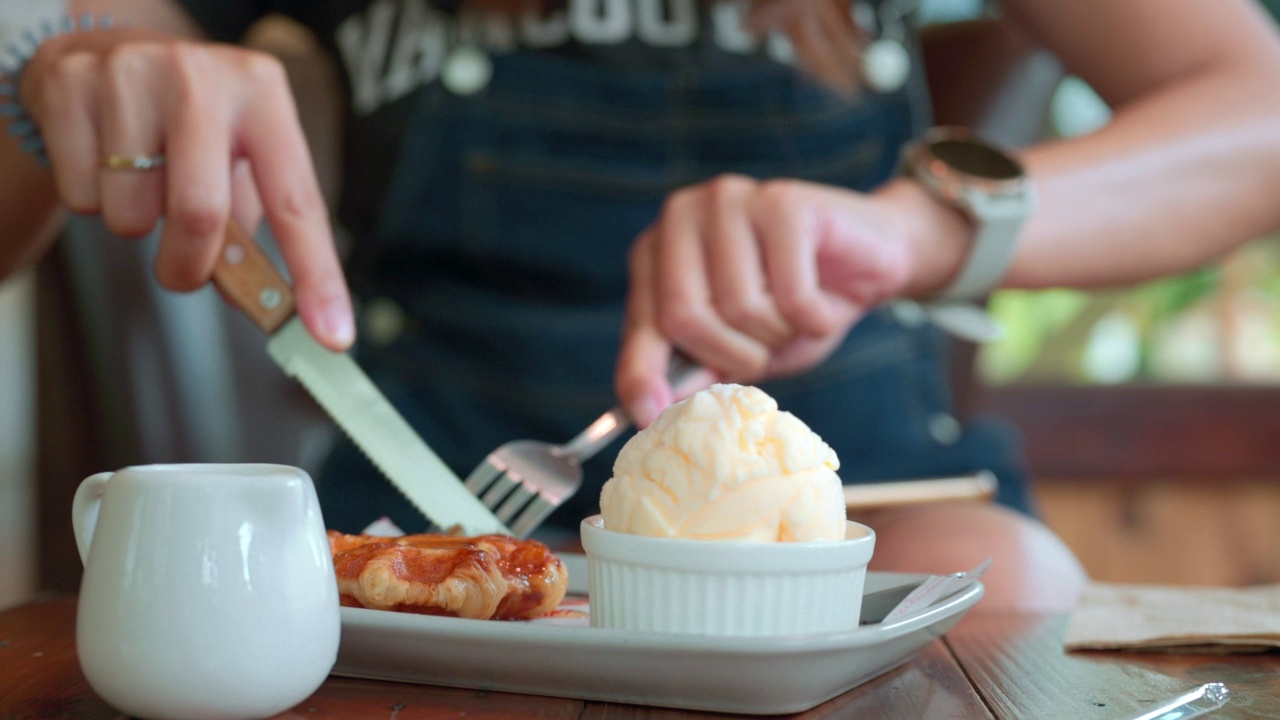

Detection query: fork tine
xmin=480 ymin=472 xmax=521 ymax=509
xmin=494 ymin=482 xmax=537 ymax=524
xmin=509 ymin=495 xmax=556 ymax=539
xmin=463 ymin=459 xmax=503 ymax=495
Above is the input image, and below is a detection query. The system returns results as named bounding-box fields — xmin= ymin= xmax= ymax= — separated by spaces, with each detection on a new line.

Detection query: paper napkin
xmin=1064 ymin=581 xmax=1280 ymax=653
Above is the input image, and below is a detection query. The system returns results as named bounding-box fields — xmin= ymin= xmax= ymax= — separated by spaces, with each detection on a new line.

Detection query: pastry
xmin=328 ymin=531 xmax=568 ymax=620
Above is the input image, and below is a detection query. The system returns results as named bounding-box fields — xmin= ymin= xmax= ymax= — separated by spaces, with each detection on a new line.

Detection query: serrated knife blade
xmin=211 ymin=223 xmax=508 ymax=535
xmin=266 ymin=316 xmax=507 ymax=534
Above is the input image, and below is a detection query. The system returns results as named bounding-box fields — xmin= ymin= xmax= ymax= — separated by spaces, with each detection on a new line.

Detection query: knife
xmin=210 ymin=222 xmax=509 ymax=535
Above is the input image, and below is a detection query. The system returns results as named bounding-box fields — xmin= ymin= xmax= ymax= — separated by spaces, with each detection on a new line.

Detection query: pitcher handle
xmin=72 ymin=472 xmax=113 ymax=566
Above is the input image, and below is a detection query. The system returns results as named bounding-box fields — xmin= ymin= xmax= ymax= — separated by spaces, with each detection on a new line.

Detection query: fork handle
xmin=561 ymin=407 xmax=631 ymax=463
xmin=560 ymin=352 xmax=705 ymax=463
xmin=666 ymin=351 xmax=702 ymax=388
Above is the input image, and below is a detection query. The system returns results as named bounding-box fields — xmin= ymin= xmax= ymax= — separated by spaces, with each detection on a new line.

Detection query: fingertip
xmin=300 ymin=291 xmax=355 ymax=351
xmin=616 ymin=336 xmax=674 ymax=428
xmin=628 ymin=391 xmax=668 ymax=429
xmin=616 ymin=367 xmax=669 ymax=428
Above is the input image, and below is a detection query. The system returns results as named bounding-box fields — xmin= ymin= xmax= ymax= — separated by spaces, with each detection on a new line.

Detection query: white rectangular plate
xmin=334 ymin=558 xmax=984 ymax=715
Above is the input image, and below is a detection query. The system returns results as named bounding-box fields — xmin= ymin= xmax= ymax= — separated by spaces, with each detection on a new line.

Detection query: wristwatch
xmin=901 ymin=126 xmax=1036 ymax=303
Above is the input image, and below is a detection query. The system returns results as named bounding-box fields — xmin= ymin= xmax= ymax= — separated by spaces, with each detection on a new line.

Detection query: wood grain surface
xmin=1 ymin=596 xmax=988 ymax=720
xmin=947 ymin=612 xmax=1280 ymax=719
xmin=9 ymin=598 xmax=1280 ymax=719
xmin=0 ymin=597 xmax=120 ymax=720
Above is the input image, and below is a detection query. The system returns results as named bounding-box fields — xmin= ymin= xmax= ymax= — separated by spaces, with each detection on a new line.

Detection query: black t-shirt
xmin=177 ymin=0 xmax=913 ymax=240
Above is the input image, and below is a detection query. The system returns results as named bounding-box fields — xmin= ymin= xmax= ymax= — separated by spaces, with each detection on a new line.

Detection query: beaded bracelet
xmin=0 ymin=14 xmax=113 ymax=165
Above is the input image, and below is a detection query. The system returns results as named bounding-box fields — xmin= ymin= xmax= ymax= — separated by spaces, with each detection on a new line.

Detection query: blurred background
xmin=4 ymin=0 xmax=1280 ymax=610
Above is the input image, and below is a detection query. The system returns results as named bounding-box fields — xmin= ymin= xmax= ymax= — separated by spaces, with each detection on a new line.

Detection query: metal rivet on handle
xmin=223 ymin=243 xmax=246 ymax=265
xmin=259 ymin=288 xmax=282 ymax=310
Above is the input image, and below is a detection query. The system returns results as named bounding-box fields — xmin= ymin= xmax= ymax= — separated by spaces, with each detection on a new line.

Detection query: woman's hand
xmin=20 ymin=27 xmax=353 ymax=349
xmin=615 ymin=175 xmax=968 ymax=426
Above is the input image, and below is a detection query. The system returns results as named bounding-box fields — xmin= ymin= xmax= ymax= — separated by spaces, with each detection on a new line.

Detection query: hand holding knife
xmin=210 ymin=222 xmax=509 ymax=536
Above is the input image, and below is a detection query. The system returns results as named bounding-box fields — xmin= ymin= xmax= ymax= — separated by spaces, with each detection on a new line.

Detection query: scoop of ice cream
xmin=599 ymin=383 xmax=846 ymax=542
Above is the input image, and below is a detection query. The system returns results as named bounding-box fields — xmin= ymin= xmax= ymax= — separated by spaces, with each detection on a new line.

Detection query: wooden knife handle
xmin=212 ymin=222 xmax=297 ymax=334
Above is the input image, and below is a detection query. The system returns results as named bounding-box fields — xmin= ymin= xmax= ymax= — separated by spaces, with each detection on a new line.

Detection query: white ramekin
xmin=580 ymin=516 xmax=875 ymax=636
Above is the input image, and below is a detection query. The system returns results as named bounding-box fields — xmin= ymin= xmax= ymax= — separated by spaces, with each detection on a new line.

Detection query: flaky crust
xmin=328 ymin=531 xmax=568 ymax=620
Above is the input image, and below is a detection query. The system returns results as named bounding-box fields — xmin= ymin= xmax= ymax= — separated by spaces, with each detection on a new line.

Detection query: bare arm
xmin=894 ymin=0 xmax=1280 ymax=294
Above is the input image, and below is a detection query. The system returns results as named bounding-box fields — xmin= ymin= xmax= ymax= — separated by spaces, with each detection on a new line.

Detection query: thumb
xmin=616 ymin=326 xmax=673 ymax=429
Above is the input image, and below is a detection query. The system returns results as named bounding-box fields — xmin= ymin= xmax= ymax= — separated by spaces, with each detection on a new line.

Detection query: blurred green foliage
xmin=976 ymin=9 xmax=1280 ymax=387
xmin=979 ymin=242 xmax=1280 ymax=386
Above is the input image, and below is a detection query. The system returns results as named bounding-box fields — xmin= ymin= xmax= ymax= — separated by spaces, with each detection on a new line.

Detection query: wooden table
xmin=4 ymin=596 xmax=1279 ymax=719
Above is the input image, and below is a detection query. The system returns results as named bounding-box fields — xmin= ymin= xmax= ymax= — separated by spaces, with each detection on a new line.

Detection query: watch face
xmin=930 ymin=138 xmax=1024 ymax=181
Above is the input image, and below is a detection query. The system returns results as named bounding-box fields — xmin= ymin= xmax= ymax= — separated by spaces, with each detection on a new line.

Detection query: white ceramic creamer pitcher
xmin=72 ymin=464 xmax=340 ymax=720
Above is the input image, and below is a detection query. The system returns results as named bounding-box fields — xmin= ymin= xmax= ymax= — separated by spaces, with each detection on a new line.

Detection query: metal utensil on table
xmin=1125 ymin=683 xmax=1230 ymax=720
xmin=464 ymin=354 xmax=702 ymax=539
xmin=212 ymin=222 xmax=508 ymax=536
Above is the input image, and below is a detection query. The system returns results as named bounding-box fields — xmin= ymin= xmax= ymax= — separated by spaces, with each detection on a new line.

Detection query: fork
xmin=463 ymin=354 xmax=702 ymax=538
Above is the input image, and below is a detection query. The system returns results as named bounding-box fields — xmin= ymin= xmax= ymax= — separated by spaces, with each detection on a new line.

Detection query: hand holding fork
xmin=463 ymin=354 xmax=704 ymax=538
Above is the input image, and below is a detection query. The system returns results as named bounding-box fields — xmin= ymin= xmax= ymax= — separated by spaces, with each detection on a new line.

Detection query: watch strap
xmin=933 ymin=209 xmax=1027 ymax=302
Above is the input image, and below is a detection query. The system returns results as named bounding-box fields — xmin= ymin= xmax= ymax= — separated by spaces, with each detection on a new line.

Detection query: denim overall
xmin=316 ymin=47 xmax=1033 ymax=534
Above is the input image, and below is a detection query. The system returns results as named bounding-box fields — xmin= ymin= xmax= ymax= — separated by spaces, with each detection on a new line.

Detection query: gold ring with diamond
xmin=102 ymin=153 xmax=167 ymax=170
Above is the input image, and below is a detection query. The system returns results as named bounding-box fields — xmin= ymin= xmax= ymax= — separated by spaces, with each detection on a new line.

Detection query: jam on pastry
xmin=328 ymin=531 xmax=568 ymax=620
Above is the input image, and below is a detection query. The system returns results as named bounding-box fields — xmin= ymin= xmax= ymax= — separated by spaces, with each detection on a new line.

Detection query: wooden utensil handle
xmin=212 ymin=222 xmax=297 ymax=334
xmin=844 ymin=471 xmax=997 ymax=513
